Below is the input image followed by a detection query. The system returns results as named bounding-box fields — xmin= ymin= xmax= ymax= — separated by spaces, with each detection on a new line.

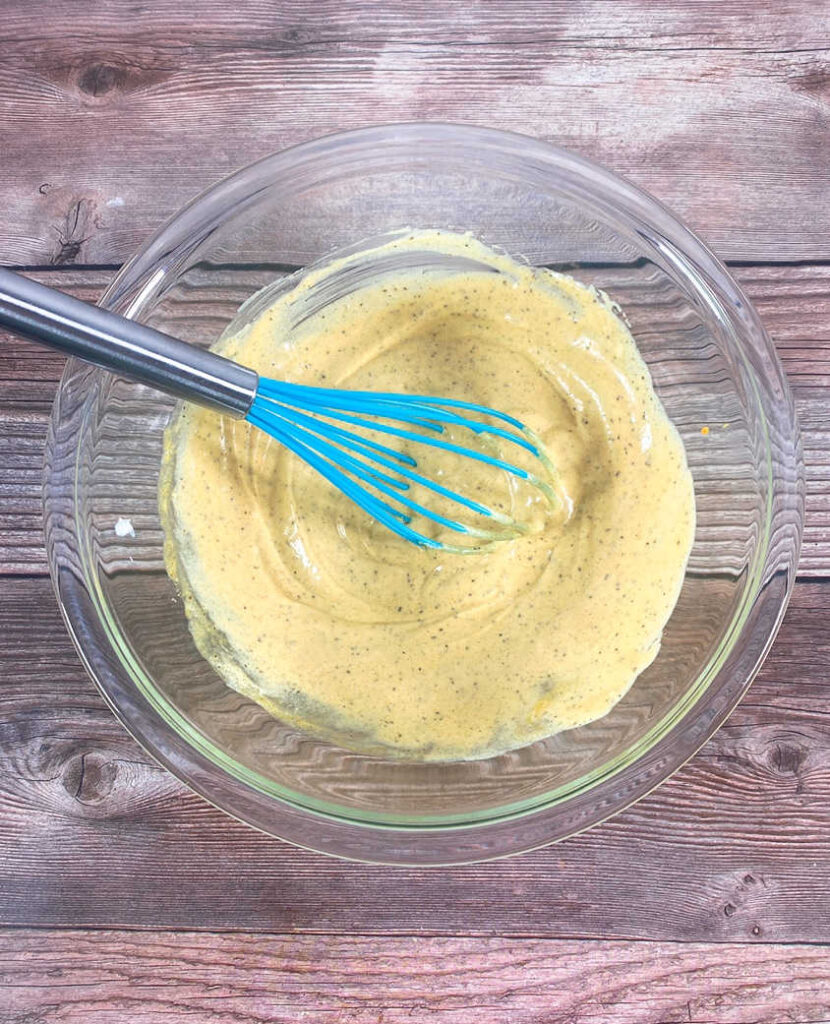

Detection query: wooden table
xmin=2 ymin=2 xmax=829 ymax=1020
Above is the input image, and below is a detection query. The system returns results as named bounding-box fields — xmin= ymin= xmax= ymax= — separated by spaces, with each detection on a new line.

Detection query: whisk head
xmin=247 ymin=378 xmax=556 ymax=551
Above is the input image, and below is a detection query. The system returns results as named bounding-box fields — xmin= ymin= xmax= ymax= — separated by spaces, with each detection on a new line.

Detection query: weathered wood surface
xmin=2 ymin=264 xmax=828 ymax=574
xmin=1 ymin=574 xmax=829 ymax=940
xmin=4 ymin=931 xmax=830 ymax=1024
xmin=1 ymin=0 xmax=829 ymax=265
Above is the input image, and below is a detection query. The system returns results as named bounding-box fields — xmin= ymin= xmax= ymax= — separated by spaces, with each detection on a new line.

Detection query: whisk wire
xmin=247 ymin=378 xmax=554 ymax=550
xmin=248 ymin=411 xmax=431 ymax=548
xmin=257 ymin=392 xmax=534 ymax=477
xmin=254 ymin=400 xmax=418 ymax=467
xmin=256 ymin=379 xmax=538 ymax=454
xmin=251 ymin=401 xmax=499 ymax=519
xmin=258 ymin=379 xmax=526 ymax=429
xmin=256 ymin=397 xmax=519 ymax=512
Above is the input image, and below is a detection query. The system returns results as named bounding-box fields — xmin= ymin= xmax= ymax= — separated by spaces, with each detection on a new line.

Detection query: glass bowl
xmin=43 ymin=124 xmax=804 ymax=864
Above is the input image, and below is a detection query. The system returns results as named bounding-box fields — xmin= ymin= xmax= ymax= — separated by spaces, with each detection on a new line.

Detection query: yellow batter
xmin=160 ymin=231 xmax=695 ymax=760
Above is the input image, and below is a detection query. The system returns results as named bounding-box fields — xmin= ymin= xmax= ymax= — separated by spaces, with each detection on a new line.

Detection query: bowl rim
xmin=44 ymin=122 xmax=805 ymax=864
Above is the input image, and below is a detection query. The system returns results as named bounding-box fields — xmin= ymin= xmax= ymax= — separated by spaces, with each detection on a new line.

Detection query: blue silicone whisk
xmin=0 ymin=268 xmax=552 ymax=549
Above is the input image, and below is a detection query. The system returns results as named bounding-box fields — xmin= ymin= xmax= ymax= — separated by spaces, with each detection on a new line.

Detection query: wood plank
xmin=1 ymin=0 xmax=829 ymax=264
xmin=2 ymin=575 xmax=830 ymax=940
xmin=1 ymin=264 xmax=827 ymax=574
xmin=4 ymin=930 xmax=830 ymax=1024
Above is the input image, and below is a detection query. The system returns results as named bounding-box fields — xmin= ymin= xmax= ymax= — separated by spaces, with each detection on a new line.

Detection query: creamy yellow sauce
xmin=160 ymin=231 xmax=695 ymax=760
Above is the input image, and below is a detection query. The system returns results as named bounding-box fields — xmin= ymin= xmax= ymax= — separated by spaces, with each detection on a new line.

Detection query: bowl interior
xmin=45 ymin=127 xmax=799 ymax=844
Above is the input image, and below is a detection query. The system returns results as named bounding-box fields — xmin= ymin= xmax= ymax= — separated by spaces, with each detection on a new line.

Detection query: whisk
xmin=0 ymin=268 xmax=553 ymax=550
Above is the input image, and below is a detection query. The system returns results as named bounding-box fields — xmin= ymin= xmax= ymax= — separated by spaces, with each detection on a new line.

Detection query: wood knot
xmin=794 ymin=67 xmax=829 ymax=97
xmin=770 ymin=740 xmax=806 ymax=777
xmin=62 ymin=752 xmax=118 ymax=805
xmin=78 ymin=62 xmax=126 ymax=96
xmin=49 ymin=196 xmax=97 ymax=266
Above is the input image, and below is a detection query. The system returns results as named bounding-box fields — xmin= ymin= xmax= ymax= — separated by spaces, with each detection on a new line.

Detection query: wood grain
xmin=3 ymin=930 xmax=830 ymax=1024
xmin=1 ymin=0 xmax=829 ymax=265
xmin=1 ymin=264 xmax=827 ymax=574
xmin=1 ymin=574 xmax=830 ymax=940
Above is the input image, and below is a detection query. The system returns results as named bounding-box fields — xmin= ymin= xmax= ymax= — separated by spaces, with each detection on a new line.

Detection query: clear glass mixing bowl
xmin=43 ymin=124 xmax=804 ymax=864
